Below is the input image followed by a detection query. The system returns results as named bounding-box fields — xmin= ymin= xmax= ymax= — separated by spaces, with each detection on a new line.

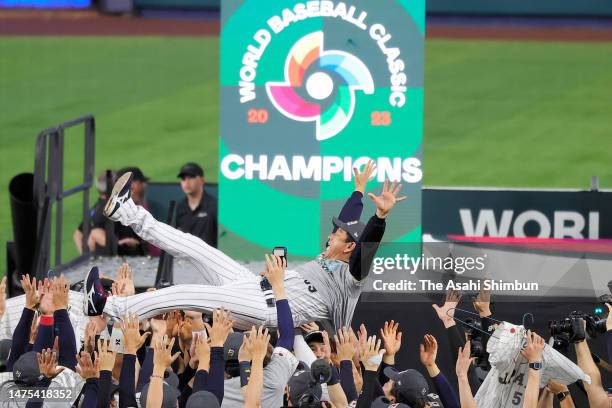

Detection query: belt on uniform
xmin=260 ymin=277 xmax=276 ymax=308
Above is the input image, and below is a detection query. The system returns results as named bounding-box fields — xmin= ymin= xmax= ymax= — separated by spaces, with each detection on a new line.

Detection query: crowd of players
xmin=0 ymin=162 xmax=609 ymax=407
xmin=0 ymin=262 xmax=609 ymax=407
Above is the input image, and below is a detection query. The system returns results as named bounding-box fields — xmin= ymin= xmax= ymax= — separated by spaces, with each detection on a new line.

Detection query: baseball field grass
xmin=1 ymin=36 xmax=612 ymax=274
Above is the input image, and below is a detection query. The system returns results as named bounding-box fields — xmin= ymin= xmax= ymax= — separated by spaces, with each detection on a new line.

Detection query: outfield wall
xmin=133 ymin=0 xmax=612 ymax=17
xmin=427 ymin=0 xmax=612 ymax=17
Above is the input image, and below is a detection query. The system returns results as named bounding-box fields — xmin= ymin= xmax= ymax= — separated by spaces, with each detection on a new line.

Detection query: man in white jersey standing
xmin=84 ymin=161 xmax=405 ymax=333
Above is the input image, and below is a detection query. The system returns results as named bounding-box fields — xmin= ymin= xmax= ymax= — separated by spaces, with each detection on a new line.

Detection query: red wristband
xmin=40 ymin=315 xmax=54 ymax=326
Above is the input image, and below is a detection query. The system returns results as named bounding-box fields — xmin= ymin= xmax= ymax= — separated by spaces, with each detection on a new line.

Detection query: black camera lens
xmin=310 ymin=359 xmax=332 ymax=384
xmin=549 ymin=319 xmax=571 ymax=336
xmin=586 ymin=315 xmax=607 ymax=338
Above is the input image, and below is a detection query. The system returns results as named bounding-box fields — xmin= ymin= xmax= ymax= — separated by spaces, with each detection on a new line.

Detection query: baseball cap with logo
xmin=383 ymin=368 xmax=429 ymax=406
xmin=13 ymin=351 xmax=43 ymax=386
xmin=177 ymin=162 xmax=204 ymax=178
xmin=224 ymin=332 xmax=245 ymax=362
xmin=288 ymin=369 xmax=322 ymax=404
xmin=372 ymin=396 xmax=412 ymax=408
xmin=332 ymin=217 xmax=366 ymax=242
xmin=186 ymin=390 xmax=220 ymax=408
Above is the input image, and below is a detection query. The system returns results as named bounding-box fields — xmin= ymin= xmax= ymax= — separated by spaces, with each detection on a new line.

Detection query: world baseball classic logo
xmin=265 ymin=31 xmax=374 ymax=141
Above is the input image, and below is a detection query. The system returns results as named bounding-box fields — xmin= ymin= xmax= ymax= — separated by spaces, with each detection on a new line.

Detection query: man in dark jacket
xmin=175 ymin=162 xmax=218 ymax=248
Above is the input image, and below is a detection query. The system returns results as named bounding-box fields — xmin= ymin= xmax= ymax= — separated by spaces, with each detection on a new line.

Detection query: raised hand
xmin=348 ymin=327 xmax=361 ymax=365
xmin=114 ymin=263 xmax=135 ymax=297
xmin=473 ymin=285 xmax=491 ymax=317
xmin=380 ymin=320 xmax=402 ymax=359
xmin=334 ymin=327 xmax=355 ymax=362
xmin=353 ymin=160 xmax=376 ymax=194
xmin=21 ymin=274 xmax=39 ymax=310
xmin=52 ymin=274 xmax=69 ymax=311
xmin=238 ymin=334 xmax=252 ymax=363
xmin=521 ymin=330 xmax=545 ymax=363
xmin=419 ymin=334 xmax=439 ymax=372
xmin=432 ymin=290 xmax=461 ymax=328
xmin=194 ymin=332 xmax=211 ymax=371
xmin=357 ymin=323 xmax=368 ymax=352
xmin=111 ymin=281 xmax=126 ymax=297
xmin=153 ymin=335 xmax=181 ymax=371
xmin=121 ymin=313 xmax=149 ymax=355
xmin=76 ymin=351 xmax=100 ymax=379
xmin=249 ymin=326 xmax=270 ymax=362
xmin=84 ymin=321 xmax=100 ymax=354
xmin=300 ymin=322 xmax=319 ymax=333
xmin=455 ymin=341 xmax=473 ymax=379
xmin=38 ymin=278 xmax=55 ymax=315
xmin=262 ymin=254 xmax=286 ymax=293
xmin=606 ymin=303 xmax=611 ymax=331
xmin=360 ymin=335 xmax=385 ymax=372
xmin=321 ymin=330 xmax=332 ymax=362
xmin=97 ymin=338 xmax=117 ymax=372
xmin=205 ymin=307 xmax=234 ymax=348
xmin=37 ymin=340 xmax=64 ymax=379
xmin=367 ymin=180 xmax=406 ymax=219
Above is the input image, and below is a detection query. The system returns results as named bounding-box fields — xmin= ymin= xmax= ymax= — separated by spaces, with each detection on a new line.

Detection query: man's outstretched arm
xmin=335 ymin=161 xmax=375 ymax=225
xmin=350 ymin=180 xmax=406 ymax=281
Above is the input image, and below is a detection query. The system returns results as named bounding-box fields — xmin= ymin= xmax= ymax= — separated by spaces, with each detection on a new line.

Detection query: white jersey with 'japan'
xmin=474 ymin=322 xmax=591 ymax=408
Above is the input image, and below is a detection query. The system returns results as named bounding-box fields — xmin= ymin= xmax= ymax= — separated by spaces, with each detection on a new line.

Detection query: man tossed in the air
xmin=84 ymin=161 xmax=405 ymax=332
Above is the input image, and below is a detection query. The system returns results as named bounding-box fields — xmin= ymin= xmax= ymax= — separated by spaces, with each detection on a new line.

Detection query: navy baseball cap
xmin=224 ymin=332 xmax=245 ymax=362
xmin=178 ymin=162 xmax=204 ymax=178
xmin=332 ymin=217 xmax=366 ymax=242
xmin=304 ymin=331 xmax=324 ymax=345
xmin=187 ymin=391 xmax=219 ymax=408
xmin=13 ymin=352 xmax=43 ymax=386
xmin=288 ymin=369 xmax=322 ymax=405
xmin=383 ymin=368 xmax=429 ymax=405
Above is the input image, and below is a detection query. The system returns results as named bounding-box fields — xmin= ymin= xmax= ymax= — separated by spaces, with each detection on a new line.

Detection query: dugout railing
xmin=32 ymin=115 xmax=96 ymax=281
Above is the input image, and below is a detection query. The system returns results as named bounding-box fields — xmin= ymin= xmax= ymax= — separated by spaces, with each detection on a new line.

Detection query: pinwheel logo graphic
xmin=266 ymin=31 xmax=374 ymax=141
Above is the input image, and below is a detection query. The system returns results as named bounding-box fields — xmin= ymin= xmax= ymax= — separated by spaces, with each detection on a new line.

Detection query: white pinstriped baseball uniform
xmin=0 ymin=291 xmax=88 ymax=349
xmin=102 ymin=198 xmax=366 ymax=331
xmin=474 ymin=322 xmax=591 ymax=408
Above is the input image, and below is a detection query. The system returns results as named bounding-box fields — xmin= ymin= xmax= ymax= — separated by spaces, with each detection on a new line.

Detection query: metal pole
xmin=590 ymin=176 xmax=599 ymax=192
